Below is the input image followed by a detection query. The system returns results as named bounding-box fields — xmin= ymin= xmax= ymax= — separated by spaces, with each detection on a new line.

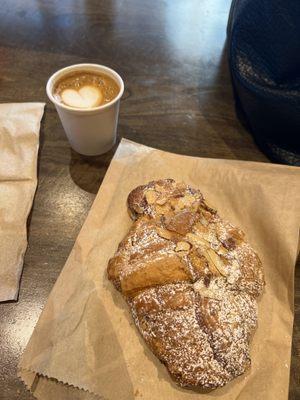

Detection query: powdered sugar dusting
xmin=108 ymin=180 xmax=265 ymax=389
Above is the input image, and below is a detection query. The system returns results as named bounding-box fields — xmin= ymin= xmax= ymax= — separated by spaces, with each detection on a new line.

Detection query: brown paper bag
xmin=0 ymin=103 xmax=45 ymax=301
xmin=19 ymin=139 xmax=300 ymax=400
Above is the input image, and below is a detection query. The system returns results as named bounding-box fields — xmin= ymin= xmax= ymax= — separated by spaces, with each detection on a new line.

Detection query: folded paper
xmin=19 ymin=139 xmax=300 ymax=400
xmin=0 ymin=103 xmax=45 ymax=302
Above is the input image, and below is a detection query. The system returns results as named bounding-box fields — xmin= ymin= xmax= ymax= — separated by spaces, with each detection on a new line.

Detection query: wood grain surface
xmin=0 ymin=1 xmax=298 ymax=399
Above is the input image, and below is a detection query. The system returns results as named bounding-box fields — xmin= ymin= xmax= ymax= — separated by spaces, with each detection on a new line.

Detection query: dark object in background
xmin=227 ymin=0 xmax=300 ymax=166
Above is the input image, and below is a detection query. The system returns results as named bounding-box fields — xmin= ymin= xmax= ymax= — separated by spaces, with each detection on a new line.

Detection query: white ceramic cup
xmin=46 ymin=64 xmax=124 ymax=156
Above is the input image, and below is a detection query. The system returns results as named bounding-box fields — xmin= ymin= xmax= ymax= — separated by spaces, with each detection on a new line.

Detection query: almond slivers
xmin=157 ymin=227 xmax=173 ymax=240
xmin=145 ymin=190 xmax=158 ymax=204
xmin=156 ymin=197 xmax=167 ymax=205
xmin=186 ymin=233 xmax=209 ymax=248
xmin=175 ymin=241 xmax=191 ymax=252
xmin=204 ymin=248 xmax=228 ymax=277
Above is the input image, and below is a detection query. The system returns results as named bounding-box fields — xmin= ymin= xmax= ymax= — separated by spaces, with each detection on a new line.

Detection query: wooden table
xmin=0 ymin=0 xmax=298 ymax=399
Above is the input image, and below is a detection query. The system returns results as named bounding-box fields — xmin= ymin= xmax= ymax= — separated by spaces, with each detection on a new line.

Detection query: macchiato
xmin=47 ymin=64 xmax=124 ymax=155
xmin=53 ymin=71 xmax=119 ymax=109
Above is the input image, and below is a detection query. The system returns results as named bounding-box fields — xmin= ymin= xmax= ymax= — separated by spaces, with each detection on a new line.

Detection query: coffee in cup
xmin=46 ymin=64 xmax=124 ymax=156
xmin=53 ymin=71 xmax=120 ymax=109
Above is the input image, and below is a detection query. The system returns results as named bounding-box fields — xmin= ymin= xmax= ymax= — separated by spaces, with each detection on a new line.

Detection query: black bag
xmin=227 ymin=0 xmax=300 ymax=165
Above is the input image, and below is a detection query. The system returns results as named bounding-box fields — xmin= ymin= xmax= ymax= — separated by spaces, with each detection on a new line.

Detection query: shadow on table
xmin=69 ymin=139 xmax=120 ymax=194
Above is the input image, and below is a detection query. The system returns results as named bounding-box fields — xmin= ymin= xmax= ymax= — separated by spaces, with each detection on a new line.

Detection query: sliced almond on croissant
xmin=156 ymin=227 xmax=173 ymax=240
xmin=145 ymin=190 xmax=158 ymax=204
xmin=186 ymin=233 xmax=209 ymax=248
xmin=204 ymin=248 xmax=228 ymax=277
xmin=156 ymin=197 xmax=167 ymax=205
xmin=175 ymin=241 xmax=191 ymax=252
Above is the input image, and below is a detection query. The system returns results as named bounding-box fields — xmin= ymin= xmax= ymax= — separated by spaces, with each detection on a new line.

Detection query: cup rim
xmin=46 ymin=63 xmax=124 ymax=113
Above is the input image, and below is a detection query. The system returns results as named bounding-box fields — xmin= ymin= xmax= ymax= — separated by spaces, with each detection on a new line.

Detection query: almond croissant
xmin=107 ymin=179 xmax=265 ymax=389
